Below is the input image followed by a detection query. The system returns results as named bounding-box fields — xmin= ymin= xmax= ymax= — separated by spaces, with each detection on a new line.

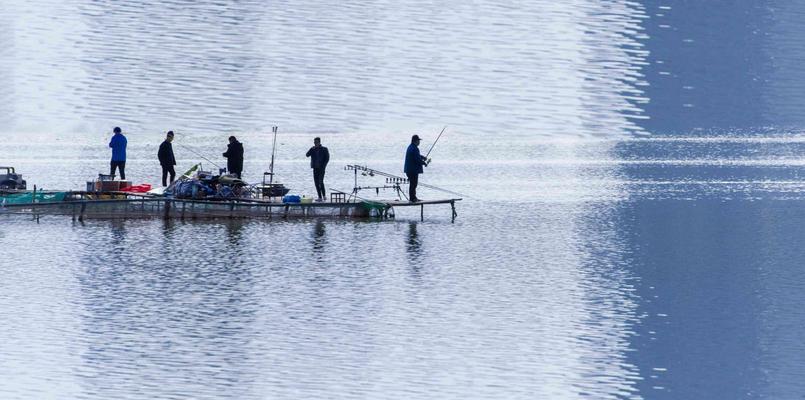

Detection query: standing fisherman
xmin=404 ymin=134 xmax=428 ymax=202
xmin=109 ymin=126 xmax=127 ymax=180
xmin=222 ymin=135 xmax=244 ymax=179
xmin=305 ymin=137 xmax=330 ymax=201
xmin=158 ymin=131 xmax=176 ymax=186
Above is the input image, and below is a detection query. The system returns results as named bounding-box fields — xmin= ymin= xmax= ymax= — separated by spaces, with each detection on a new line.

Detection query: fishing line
xmin=173 ymin=132 xmax=224 ymax=170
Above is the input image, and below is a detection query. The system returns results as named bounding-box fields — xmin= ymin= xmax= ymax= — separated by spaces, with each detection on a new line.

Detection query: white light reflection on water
xmin=1 ymin=0 xmax=648 ymax=137
xmin=12 ymin=0 xmax=805 ymax=399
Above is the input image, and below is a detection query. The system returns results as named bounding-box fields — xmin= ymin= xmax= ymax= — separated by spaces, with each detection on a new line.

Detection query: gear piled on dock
xmin=167 ymin=167 xmax=252 ymax=200
xmin=0 ymin=164 xmax=461 ymax=222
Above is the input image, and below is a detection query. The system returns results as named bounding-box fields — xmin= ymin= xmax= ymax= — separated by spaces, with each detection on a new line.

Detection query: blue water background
xmin=2 ymin=1 xmax=805 ymax=399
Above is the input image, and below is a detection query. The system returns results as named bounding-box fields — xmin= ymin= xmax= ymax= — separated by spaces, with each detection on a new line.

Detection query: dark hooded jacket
xmin=223 ymin=141 xmax=244 ymax=173
xmin=158 ymin=140 xmax=176 ymax=166
xmin=404 ymin=143 xmax=427 ymax=174
xmin=306 ymin=146 xmax=330 ymax=169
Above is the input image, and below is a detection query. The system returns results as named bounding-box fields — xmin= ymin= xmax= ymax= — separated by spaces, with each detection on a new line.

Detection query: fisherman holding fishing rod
xmin=404 ymin=134 xmax=427 ymax=202
xmin=405 ymin=126 xmax=447 ymax=202
xmin=404 ymin=127 xmax=445 ymax=203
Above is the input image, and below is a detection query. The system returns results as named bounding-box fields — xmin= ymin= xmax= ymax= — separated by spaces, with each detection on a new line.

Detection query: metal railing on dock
xmin=2 ymin=191 xmax=461 ymax=222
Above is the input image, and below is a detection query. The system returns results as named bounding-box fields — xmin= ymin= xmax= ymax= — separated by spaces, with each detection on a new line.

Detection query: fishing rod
xmin=424 ymin=125 xmax=447 ymax=160
xmin=173 ymin=132 xmax=224 ymax=170
xmin=268 ymin=126 xmax=278 ymax=185
xmin=345 ymin=164 xmax=465 ymax=198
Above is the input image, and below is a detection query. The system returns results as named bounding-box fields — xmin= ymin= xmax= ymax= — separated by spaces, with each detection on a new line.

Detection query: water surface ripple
xmin=3 ymin=1 xmax=805 ymax=399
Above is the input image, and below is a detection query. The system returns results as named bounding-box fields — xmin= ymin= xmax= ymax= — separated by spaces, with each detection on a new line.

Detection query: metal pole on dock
xmin=31 ymin=185 xmax=37 ymax=221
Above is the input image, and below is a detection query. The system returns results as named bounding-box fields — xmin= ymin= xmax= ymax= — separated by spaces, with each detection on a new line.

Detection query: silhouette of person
xmin=109 ymin=126 xmax=127 ymax=180
xmin=223 ymin=136 xmax=244 ymax=179
xmin=404 ymin=134 xmax=428 ymax=202
xmin=158 ymin=131 xmax=176 ymax=186
xmin=305 ymin=137 xmax=330 ymax=201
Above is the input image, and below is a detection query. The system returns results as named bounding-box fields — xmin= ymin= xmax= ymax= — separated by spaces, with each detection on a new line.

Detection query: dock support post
xmin=420 ymin=204 xmax=424 ymax=221
xmin=451 ymin=201 xmax=457 ymax=223
xmin=79 ymin=203 xmax=86 ymax=222
xmin=31 ymin=185 xmax=37 ymax=221
xmin=164 ymin=199 xmax=171 ymax=220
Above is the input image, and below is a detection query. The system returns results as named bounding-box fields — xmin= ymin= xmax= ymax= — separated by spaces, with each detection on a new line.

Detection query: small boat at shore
xmin=0 ymin=166 xmax=27 ymax=190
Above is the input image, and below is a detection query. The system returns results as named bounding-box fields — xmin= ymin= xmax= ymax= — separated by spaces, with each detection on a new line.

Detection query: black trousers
xmin=161 ymin=165 xmax=176 ymax=187
xmin=313 ymin=168 xmax=326 ymax=198
xmin=406 ymin=172 xmax=419 ymax=201
xmin=110 ymin=161 xmax=126 ymax=180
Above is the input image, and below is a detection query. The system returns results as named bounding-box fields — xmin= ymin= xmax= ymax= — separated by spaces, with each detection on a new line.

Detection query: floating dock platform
xmin=1 ymin=192 xmax=460 ymax=222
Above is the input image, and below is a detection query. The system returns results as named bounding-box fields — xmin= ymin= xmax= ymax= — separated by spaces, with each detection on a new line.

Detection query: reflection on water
xmin=311 ymin=220 xmax=326 ymax=254
xmin=3 ymin=0 xmax=805 ymax=399
xmin=761 ymin=2 xmax=805 ymax=128
xmin=75 ymin=220 xmax=262 ymax=399
xmin=639 ymin=2 xmax=771 ymax=132
xmin=1 ymin=0 xmax=649 ymax=137
xmin=0 ymin=206 xmax=646 ymax=399
xmin=623 ymin=200 xmax=805 ymax=399
xmin=405 ymin=221 xmax=421 ymax=261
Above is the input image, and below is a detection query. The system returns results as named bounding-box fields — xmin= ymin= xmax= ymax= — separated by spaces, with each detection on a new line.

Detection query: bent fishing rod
xmin=173 ymin=132 xmax=224 ymax=170
xmin=424 ymin=125 xmax=447 ymax=160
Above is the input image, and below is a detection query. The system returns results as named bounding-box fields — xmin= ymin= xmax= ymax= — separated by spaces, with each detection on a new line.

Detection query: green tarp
xmin=359 ymin=200 xmax=388 ymax=213
xmin=1 ymin=192 xmax=68 ymax=205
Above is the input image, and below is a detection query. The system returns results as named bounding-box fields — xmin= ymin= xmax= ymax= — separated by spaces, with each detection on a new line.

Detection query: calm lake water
xmin=3 ymin=1 xmax=805 ymax=399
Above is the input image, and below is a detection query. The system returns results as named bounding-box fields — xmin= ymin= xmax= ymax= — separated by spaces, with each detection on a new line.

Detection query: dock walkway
xmin=1 ymin=193 xmax=461 ymax=222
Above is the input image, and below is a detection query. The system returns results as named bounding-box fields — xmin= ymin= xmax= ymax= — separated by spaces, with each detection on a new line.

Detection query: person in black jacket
xmin=223 ymin=136 xmax=244 ymax=179
xmin=404 ymin=134 xmax=428 ymax=202
xmin=158 ymin=131 xmax=176 ymax=186
xmin=305 ymin=137 xmax=330 ymax=201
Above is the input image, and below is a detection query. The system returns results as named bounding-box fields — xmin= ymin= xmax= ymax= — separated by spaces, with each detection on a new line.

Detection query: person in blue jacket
xmin=404 ymin=134 xmax=428 ymax=202
xmin=109 ymin=126 xmax=127 ymax=180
